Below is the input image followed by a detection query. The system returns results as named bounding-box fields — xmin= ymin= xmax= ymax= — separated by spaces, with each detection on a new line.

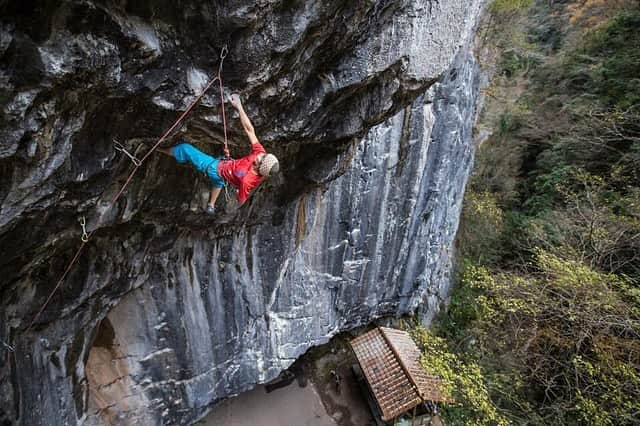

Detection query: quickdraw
xmin=79 ymin=216 xmax=89 ymax=243
xmin=113 ymin=139 xmax=142 ymax=167
xmin=2 ymin=340 xmax=14 ymax=352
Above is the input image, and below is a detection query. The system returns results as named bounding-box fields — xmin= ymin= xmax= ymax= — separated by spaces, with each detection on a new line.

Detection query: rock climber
xmin=158 ymin=94 xmax=279 ymax=214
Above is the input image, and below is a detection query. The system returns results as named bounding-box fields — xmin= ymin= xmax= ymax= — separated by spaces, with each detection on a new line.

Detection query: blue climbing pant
xmin=172 ymin=142 xmax=225 ymax=188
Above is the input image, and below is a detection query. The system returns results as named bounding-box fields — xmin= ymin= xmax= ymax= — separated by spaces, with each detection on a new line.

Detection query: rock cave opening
xmin=85 ymin=309 xmax=151 ymax=426
xmin=86 ymin=317 xmax=133 ymax=425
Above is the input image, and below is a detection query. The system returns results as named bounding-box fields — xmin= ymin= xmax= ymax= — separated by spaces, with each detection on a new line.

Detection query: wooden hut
xmin=350 ymin=327 xmax=447 ymax=425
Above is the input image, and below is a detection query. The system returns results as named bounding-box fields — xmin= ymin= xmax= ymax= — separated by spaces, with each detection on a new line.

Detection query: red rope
xmin=27 ymin=46 xmax=230 ymax=330
xmin=112 ymin=74 xmax=223 ymax=203
xmin=113 ymin=45 xmax=229 ymax=202
xmin=26 ymin=236 xmax=90 ymax=331
xmin=219 ymin=74 xmax=229 ymax=158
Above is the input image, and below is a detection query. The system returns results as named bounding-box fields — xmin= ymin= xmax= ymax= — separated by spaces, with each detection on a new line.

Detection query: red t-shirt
xmin=218 ymin=142 xmax=266 ymax=204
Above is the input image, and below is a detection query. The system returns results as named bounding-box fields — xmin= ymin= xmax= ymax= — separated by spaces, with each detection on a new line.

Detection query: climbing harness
xmin=113 ymin=139 xmax=142 ymax=166
xmin=204 ymin=160 xmax=232 ymax=203
xmin=27 ymin=44 xmax=231 ymax=331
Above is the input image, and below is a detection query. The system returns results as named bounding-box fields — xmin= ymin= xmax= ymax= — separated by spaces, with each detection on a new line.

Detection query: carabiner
xmin=79 ymin=216 xmax=89 ymax=243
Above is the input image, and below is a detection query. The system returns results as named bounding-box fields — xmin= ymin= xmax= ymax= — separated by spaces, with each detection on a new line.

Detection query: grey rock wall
xmin=0 ymin=1 xmax=483 ymax=424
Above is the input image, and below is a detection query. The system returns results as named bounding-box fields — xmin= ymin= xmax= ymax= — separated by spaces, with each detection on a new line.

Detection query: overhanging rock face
xmin=0 ymin=1 xmax=482 ymax=424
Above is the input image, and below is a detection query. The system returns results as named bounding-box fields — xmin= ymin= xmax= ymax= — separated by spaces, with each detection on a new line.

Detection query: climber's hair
xmin=259 ymin=154 xmax=279 ymax=177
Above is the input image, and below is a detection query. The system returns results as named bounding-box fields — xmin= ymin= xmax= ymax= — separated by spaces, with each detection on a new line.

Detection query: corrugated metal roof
xmin=350 ymin=327 xmax=446 ymax=422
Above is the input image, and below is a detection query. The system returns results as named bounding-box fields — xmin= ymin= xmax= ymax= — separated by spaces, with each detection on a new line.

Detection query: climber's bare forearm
xmin=236 ymin=104 xmax=253 ymax=134
xmin=231 ymin=97 xmax=260 ymax=145
xmin=238 ymin=107 xmax=259 ymax=145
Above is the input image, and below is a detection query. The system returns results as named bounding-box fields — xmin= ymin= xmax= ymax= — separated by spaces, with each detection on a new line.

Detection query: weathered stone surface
xmin=0 ymin=1 xmax=483 ymax=424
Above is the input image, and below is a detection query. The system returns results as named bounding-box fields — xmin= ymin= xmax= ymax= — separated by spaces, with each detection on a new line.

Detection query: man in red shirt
xmin=158 ymin=94 xmax=279 ymax=214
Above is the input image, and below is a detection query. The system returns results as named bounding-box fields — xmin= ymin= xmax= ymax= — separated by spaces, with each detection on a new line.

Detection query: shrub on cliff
xmin=448 ymin=2 xmax=640 ymax=424
xmin=564 ymin=11 xmax=640 ymax=109
xmin=490 ymin=0 xmax=533 ymax=14
xmin=433 ymin=255 xmax=640 ymax=424
xmin=410 ymin=323 xmax=509 ymax=426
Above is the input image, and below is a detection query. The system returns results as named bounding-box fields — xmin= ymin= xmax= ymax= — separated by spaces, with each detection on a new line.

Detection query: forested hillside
xmin=414 ymin=1 xmax=640 ymax=424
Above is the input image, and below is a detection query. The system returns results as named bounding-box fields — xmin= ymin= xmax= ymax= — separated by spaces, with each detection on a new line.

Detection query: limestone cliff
xmin=0 ymin=1 xmax=483 ymax=424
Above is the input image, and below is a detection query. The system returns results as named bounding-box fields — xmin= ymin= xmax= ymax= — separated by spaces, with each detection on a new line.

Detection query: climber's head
xmin=256 ymin=153 xmax=279 ymax=177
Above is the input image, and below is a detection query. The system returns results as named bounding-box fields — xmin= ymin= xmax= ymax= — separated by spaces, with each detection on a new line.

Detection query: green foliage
xmin=523 ymin=165 xmax=577 ymax=214
xmin=498 ymin=112 xmax=518 ymax=135
xmin=471 ymin=6 xmax=640 ymax=277
xmin=410 ymin=324 xmax=509 ymax=426
xmin=542 ymin=11 xmax=640 ymax=109
xmin=490 ymin=0 xmax=533 ymax=14
xmin=582 ymin=12 xmax=640 ymax=109
xmin=448 ymin=3 xmax=640 ymax=424
xmin=500 ymin=50 xmax=541 ymax=77
xmin=458 ymin=192 xmax=504 ymax=265
xmin=437 ymin=261 xmax=493 ymax=342
xmin=518 ymin=167 xmax=640 ymax=278
xmin=437 ymin=257 xmax=640 ymax=425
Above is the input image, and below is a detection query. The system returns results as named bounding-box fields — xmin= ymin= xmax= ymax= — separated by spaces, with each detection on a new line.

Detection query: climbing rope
xmin=112 ymin=44 xmax=229 ymax=204
xmin=26 ymin=45 xmax=231 ymax=331
xmin=217 ymin=45 xmax=230 ymax=159
xmin=26 ymin=236 xmax=89 ymax=331
xmin=217 ymin=45 xmax=232 ymax=198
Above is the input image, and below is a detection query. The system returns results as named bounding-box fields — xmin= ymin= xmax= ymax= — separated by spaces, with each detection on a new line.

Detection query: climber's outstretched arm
xmin=230 ymin=94 xmax=259 ymax=146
